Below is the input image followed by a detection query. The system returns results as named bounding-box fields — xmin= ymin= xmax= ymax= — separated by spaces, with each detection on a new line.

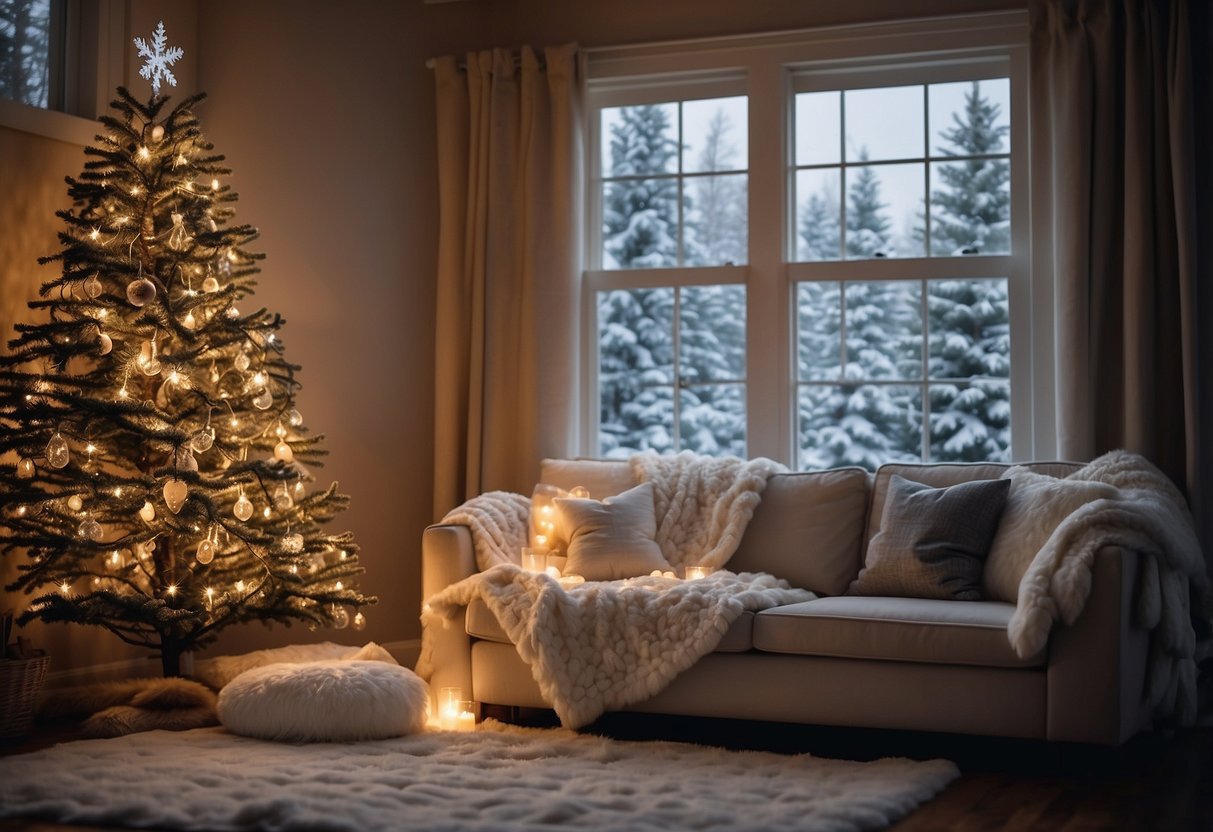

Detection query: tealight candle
xmin=438 ymin=686 xmax=462 ymax=731
xmin=456 ymin=701 xmax=476 ymax=732
xmin=685 ymin=565 xmax=713 ymax=580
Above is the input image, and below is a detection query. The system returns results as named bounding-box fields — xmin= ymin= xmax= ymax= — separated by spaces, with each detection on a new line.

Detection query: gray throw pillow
xmin=849 ymin=474 xmax=1010 ymax=601
xmin=555 ymin=482 xmax=672 ymax=581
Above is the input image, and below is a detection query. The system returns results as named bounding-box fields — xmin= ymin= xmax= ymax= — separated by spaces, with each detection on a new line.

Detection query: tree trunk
xmin=160 ymin=639 xmax=182 ymax=677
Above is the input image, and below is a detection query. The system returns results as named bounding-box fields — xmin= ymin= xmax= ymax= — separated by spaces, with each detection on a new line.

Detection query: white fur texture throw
xmin=1008 ymin=450 xmax=1210 ymax=725
xmin=440 ymin=490 xmax=531 ymax=570
xmin=631 ymin=450 xmax=787 ymax=569
xmin=421 ymin=567 xmax=814 ymax=728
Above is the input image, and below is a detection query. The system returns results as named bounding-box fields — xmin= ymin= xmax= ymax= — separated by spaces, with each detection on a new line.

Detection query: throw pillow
xmin=849 ymin=475 xmax=1010 ymax=601
xmin=555 ymin=481 xmax=672 ymax=581
xmin=982 ymin=468 xmax=1121 ymax=602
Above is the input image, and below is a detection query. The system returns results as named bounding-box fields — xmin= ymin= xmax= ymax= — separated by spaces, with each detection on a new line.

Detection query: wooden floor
xmin=2 ymin=711 xmax=1210 ymax=831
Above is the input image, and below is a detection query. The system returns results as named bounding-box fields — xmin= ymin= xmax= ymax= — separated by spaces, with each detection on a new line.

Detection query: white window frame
xmin=0 ymin=0 xmax=127 ymax=145
xmin=580 ymin=11 xmax=1049 ymax=466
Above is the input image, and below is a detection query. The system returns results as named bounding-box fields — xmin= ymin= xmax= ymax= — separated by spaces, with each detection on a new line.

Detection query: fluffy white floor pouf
xmin=217 ymin=660 xmax=429 ymax=742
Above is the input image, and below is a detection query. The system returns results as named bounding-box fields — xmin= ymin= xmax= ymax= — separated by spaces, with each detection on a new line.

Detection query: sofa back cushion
xmin=539 ymin=459 xmax=870 ymax=596
xmin=728 ymin=468 xmax=870 ymax=596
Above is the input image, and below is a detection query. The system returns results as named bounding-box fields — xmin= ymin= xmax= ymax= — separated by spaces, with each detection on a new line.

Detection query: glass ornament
xmin=97 ymin=331 xmax=113 ymax=355
xmin=287 ymin=408 xmax=303 ymax=427
xmin=191 ymin=426 xmax=215 ymax=453
xmin=196 ymin=539 xmax=215 ymax=564
xmin=138 ymin=341 xmax=161 ymax=376
xmin=163 ymin=478 xmax=188 ymax=514
xmin=67 ymin=494 xmax=84 ymax=512
xmin=234 ymin=352 xmax=251 ymax=372
xmin=273 ymin=440 xmax=294 ymax=463
xmin=174 ymin=447 xmax=198 ymax=473
xmin=351 ymin=611 xmax=366 ymax=631
xmin=201 ymin=276 xmax=220 ymax=293
xmin=17 ymin=457 xmax=34 ymax=478
xmin=46 ymin=433 xmax=70 ymax=468
xmin=139 ymin=501 xmax=155 ymax=522
xmin=83 ymin=275 xmax=103 ymax=298
xmin=183 ymin=310 xmax=197 ymax=330
xmin=78 ymin=518 xmax=103 ymax=541
xmin=106 ymin=550 xmax=123 ymax=571
xmin=151 ymin=124 xmax=165 ymax=142
xmin=282 ymin=532 xmax=304 ymax=553
xmin=274 ymin=423 xmax=287 ymax=438
xmin=225 ymin=306 xmax=240 ymax=319
xmin=253 ymin=388 xmax=273 ymax=410
xmin=331 ymin=606 xmax=350 ymax=630
xmin=273 ymin=484 xmax=293 ymax=511
xmin=167 ymin=212 xmax=191 ymax=250
xmin=126 ymin=277 xmax=157 ymax=307
xmin=233 ymin=491 xmax=253 ymax=521
xmin=293 ymin=480 xmax=305 ymax=500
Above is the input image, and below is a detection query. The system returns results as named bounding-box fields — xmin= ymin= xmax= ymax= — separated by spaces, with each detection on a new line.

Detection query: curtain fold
xmin=432 ymin=45 xmax=582 ymax=518
xmin=1031 ymin=0 xmax=1212 ymax=571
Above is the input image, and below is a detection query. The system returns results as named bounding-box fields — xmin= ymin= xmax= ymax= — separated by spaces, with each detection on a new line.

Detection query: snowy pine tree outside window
xmin=584 ymin=16 xmax=1037 ymax=470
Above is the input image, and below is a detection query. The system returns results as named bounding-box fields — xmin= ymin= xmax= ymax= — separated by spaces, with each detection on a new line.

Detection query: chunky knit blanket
xmin=420 ymin=452 xmax=803 ymax=727
xmin=1008 ymin=451 xmax=1211 ymax=725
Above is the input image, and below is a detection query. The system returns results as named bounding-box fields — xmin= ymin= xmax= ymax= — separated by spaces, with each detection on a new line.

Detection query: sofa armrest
xmin=421 ymin=524 xmax=477 ymax=704
xmin=1046 ymin=545 xmax=1152 ymax=744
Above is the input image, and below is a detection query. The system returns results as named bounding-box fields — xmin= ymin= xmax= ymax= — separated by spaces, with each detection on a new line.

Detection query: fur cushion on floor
xmin=217 ymin=660 xmax=428 ymax=742
xmin=39 ymin=677 xmax=218 ymax=738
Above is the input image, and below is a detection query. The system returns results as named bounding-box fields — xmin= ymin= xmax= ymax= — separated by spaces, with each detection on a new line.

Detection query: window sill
xmin=0 ymin=96 xmax=97 ymax=146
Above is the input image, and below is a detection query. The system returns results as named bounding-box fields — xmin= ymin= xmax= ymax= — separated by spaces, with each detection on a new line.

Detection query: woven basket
xmin=0 ymin=653 xmax=49 ymax=741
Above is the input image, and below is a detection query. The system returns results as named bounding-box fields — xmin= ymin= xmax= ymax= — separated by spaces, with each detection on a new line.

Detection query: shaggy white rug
xmin=0 ymin=721 xmax=958 ymax=831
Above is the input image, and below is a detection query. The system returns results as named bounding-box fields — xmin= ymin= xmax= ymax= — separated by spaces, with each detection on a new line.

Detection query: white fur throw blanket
xmin=1008 ymin=450 xmax=1210 ymax=725
xmin=421 ymin=566 xmax=813 ymax=728
xmin=422 ymin=452 xmax=800 ymax=727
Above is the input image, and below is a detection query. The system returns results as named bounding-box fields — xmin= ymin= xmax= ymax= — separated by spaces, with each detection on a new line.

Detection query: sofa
xmin=422 ymin=458 xmax=1153 ymax=745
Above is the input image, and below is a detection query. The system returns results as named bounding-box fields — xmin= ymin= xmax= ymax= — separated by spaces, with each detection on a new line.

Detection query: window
xmin=584 ymin=14 xmax=1035 ymax=470
xmin=1 ymin=0 xmax=64 ymax=109
xmin=589 ymin=80 xmax=750 ymax=458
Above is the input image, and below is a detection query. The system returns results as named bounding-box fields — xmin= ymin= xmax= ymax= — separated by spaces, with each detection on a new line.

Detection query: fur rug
xmin=421 ymin=567 xmax=813 ymax=728
xmin=0 ymin=721 xmax=959 ymax=831
xmin=1008 ymin=450 xmax=1211 ymax=726
xmin=39 ymin=677 xmax=218 ymax=738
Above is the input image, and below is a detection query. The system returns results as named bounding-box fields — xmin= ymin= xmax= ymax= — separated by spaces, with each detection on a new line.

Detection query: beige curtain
xmin=1031 ymin=0 xmax=1213 ymax=567
xmin=431 ymin=45 xmax=582 ymax=518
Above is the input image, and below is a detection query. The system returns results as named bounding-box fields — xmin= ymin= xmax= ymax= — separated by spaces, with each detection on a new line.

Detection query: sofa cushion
xmin=983 ymin=468 xmax=1121 ymax=603
xmin=725 ymin=467 xmax=871 ymax=596
xmin=752 ymin=596 xmax=1044 ymax=668
xmin=555 ymin=482 xmax=673 ymax=580
xmin=466 ymin=599 xmax=756 ymax=653
xmin=865 ymin=461 xmax=1082 ymax=548
xmin=848 ymin=475 xmax=1010 ymax=601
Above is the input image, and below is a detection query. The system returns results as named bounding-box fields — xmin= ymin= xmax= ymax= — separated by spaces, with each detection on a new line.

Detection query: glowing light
xmin=174 ymin=153 xmax=188 ymax=167
xmin=183 ymin=311 xmax=196 ymax=329
xmin=15 ymin=505 xmax=27 ymax=517
xmin=59 ymin=581 xmax=71 ymax=595
xmin=130 ymin=185 xmax=141 ymax=196
xmin=335 ymin=581 xmax=344 ymax=591
xmin=113 ymin=486 xmax=124 ymax=497
xmin=137 ymin=145 xmax=150 ymax=160
xmin=251 ymin=371 xmax=266 ymax=387
xmin=89 ymin=227 xmax=101 ymax=241
xmin=235 ymin=580 xmax=245 ymax=593
xmin=166 ymin=583 xmax=177 ymax=597
xmin=211 ymin=178 xmax=220 ymax=191
xmin=85 ymin=443 xmax=97 ymax=455
xmin=339 ymin=550 xmax=348 ymax=561
xmin=262 ymin=506 xmax=272 ymax=519
xmin=117 ymin=385 xmax=129 ymax=399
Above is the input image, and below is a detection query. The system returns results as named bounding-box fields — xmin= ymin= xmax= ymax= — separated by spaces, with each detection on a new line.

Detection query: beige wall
xmin=3 ymin=0 xmax=1021 ymax=676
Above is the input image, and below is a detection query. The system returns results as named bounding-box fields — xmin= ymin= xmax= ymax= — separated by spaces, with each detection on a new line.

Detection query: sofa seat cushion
xmin=466 ymin=598 xmax=755 ymax=653
xmin=752 ymin=596 xmax=1044 ymax=668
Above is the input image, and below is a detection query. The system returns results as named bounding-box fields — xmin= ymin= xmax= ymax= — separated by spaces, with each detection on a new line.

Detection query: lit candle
xmin=456 ymin=702 xmax=476 ymax=732
xmin=685 ymin=565 xmax=713 ymax=580
xmin=438 ymin=686 xmax=462 ymax=730
xmin=521 ymin=548 xmax=547 ymax=572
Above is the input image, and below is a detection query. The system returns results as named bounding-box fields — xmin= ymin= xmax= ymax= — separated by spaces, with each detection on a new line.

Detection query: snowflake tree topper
xmin=134 ymin=20 xmax=184 ymax=98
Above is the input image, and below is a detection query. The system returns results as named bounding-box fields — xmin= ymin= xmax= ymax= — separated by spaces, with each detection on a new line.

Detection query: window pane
xmin=928 ymin=79 xmax=1010 ymax=157
xmin=680 ymin=385 xmax=746 ymax=456
xmin=682 ymin=96 xmax=748 ymax=173
xmin=845 ymin=281 xmax=922 ymax=380
xmin=602 ymin=178 xmax=681 ymax=269
xmin=0 ymin=0 xmax=52 ymax=108
xmin=797 ymin=281 xmax=842 ymax=381
xmin=844 ymin=86 xmax=924 ymax=163
xmin=685 ymin=174 xmax=747 ymax=266
xmin=795 ymin=168 xmax=842 ymax=262
xmin=928 ymin=160 xmax=1010 ymax=255
xmin=844 ymin=163 xmax=924 ymax=259
xmin=680 ymin=285 xmax=745 ymax=382
xmin=795 ymin=91 xmax=841 ymax=166
xmin=598 ymin=288 xmax=675 ymax=457
xmin=601 ymin=103 xmax=679 ymax=176
xmin=929 ymin=380 xmax=1010 ymax=462
xmin=798 ymin=384 xmax=922 ymax=471
xmin=927 ymin=278 xmax=1009 ymax=379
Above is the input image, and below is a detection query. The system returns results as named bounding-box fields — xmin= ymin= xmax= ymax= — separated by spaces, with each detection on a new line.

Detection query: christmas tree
xmin=0 ymin=22 xmax=373 ymax=676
